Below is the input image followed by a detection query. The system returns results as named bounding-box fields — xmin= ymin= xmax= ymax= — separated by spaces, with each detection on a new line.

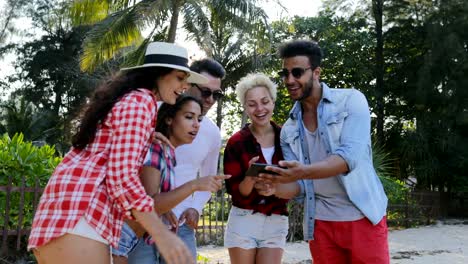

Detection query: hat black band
xmin=144 ymin=54 xmax=189 ymax=68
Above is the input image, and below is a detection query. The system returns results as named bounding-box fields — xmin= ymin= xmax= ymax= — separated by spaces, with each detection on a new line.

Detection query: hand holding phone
xmin=245 ymin=163 xmax=281 ymax=176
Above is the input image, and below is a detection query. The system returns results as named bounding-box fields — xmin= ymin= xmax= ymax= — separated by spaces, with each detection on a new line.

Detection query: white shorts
xmin=224 ymin=206 xmax=288 ymax=249
xmin=68 ymin=216 xmax=108 ymax=245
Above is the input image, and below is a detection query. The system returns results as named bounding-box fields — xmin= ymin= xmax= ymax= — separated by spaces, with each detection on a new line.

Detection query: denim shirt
xmin=280 ymin=83 xmax=388 ymax=241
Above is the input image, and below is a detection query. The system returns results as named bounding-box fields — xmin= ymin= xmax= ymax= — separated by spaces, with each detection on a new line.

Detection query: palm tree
xmin=70 ymin=0 xmax=270 ymax=72
xmin=0 ymin=97 xmax=43 ymax=140
xmin=182 ymin=0 xmax=273 ymax=128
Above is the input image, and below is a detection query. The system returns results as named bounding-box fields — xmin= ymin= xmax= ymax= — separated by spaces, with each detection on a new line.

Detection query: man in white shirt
xmin=171 ymin=58 xmax=226 ymax=260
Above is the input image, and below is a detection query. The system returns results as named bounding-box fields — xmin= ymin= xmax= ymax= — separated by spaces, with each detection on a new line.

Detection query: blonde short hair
xmin=235 ymin=73 xmax=277 ymax=105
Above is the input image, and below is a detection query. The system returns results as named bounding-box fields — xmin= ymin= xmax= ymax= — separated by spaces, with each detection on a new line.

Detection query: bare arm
xmin=153 ymin=181 xmax=198 ymax=214
xmin=238 ymin=156 xmax=260 ymax=196
xmin=301 ymin=155 xmax=349 ymax=180
xmin=275 ymin=182 xmax=301 ymax=199
xmin=131 ymin=209 xmax=193 ymax=264
xmin=254 ymin=180 xmax=301 ymax=199
xmin=140 ymin=166 xmax=228 ymax=214
xmin=263 ymin=155 xmax=349 ymax=183
xmin=239 ymin=177 xmax=257 ymax=196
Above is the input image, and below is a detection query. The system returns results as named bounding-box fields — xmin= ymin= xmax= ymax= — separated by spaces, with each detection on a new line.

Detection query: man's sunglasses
xmin=278 ymin=67 xmax=313 ymax=79
xmin=194 ymin=84 xmax=225 ymax=101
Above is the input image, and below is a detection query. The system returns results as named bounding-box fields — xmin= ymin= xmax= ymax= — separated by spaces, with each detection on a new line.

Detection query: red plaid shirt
xmin=28 ymin=89 xmax=157 ymax=249
xmin=224 ymin=122 xmax=288 ymax=216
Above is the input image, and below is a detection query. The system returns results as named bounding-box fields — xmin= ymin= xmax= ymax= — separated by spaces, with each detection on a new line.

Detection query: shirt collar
xmin=321 ymin=82 xmax=334 ymax=103
xmin=289 ymin=82 xmax=334 ymax=120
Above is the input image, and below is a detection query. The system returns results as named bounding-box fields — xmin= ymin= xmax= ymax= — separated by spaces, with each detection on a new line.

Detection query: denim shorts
xmin=127 ymin=223 xmax=197 ymax=264
xmin=111 ymin=222 xmax=139 ymax=257
xmin=224 ymin=206 xmax=289 ymax=249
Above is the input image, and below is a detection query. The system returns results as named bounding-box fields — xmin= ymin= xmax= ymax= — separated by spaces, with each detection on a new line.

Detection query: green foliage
xmin=372 ymin=140 xmax=409 ymax=205
xmin=384 ymin=0 xmax=468 ymax=193
xmin=1 ymin=0 xmax=116 ymax=152
xmin=0 ymin=133 xmax=62 ymax=229
xmin=71 ymin=0 xmax=270 ymax=72
xmin=204 ymin=191 xmax=230 ymax=222
xmin=196 ymin=254 xmax=210 ymax=264
xmin=0 ymin=97 xmax=45 ymax=141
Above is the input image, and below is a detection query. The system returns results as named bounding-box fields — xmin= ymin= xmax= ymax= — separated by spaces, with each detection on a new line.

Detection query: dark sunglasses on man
xmin=193 ymin=84 xmax=225 ymax=101
xmin=278 ymin=67 xmax=314 ymax=79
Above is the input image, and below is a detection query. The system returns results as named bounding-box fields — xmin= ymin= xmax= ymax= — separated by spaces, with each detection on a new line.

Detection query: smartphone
xmin=245 ymin=163 xmax=282 ymax=176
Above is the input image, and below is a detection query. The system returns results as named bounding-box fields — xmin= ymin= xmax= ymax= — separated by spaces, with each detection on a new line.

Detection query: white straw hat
xmin=121 ymin=42 xmax=208 ymax=84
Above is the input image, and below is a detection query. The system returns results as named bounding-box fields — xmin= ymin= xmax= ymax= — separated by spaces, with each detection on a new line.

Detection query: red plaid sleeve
xmin=224 ymin=133 xmax=258 ymax=207
xmin=106 ymin=93 xmax=154 ymax=219
xmin=223 ymin=135 xmax=243 ymax=196
xmin=224 ymin=124 xmax=289 ymax=216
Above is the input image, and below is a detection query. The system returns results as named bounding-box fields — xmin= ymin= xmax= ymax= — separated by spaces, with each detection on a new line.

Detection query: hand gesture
xmin=162 ymin=210 xmax=178 ymax=233
xmin=152 ymin=131 xmax=174 ymax=149
xmin=179 ymin=208 xmax=199 ymax=229
xmin=152 ymin=228 xmax=194 ymax=264
xmin=243 ymin=156 xmax=260 ymax=183
xmin=192 ymin=174 xmax=231 ymax=192
xmin=254 ymin=181 xmax=276 ymax=196
xmin=261 ymin=160 xmax=305 ymax=183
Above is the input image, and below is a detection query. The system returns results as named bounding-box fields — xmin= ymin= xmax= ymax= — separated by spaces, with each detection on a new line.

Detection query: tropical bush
xmin=372 ymin=142 xmax=410 ymax=205
xmin=0 ymin=133 xmax=62 ymax=229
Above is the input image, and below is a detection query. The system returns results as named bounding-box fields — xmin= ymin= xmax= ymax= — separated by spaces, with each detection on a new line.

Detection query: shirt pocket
xmin=282 ymin=131 xmax=302 ymax=160
xmin=326 ymin=112 xmax=348 ymax=145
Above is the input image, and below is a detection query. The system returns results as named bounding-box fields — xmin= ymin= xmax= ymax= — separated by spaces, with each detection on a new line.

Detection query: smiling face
xmin=167 ymin=100 xmax=202 ymax=147
xmin=187 ymin=71 xmax=222 ymax=115
xmin=244 ymin=86 xmax=275 ymax=127
xmin=156 ymin=70 xmax=190 ymax=104
xmin=282 ymin=55 xmax=320 ymax=102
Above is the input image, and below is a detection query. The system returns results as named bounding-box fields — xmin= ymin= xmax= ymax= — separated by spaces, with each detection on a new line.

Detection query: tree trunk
xmin=216 ymin=100 xmax=223 ymax=129
xmin=372 ymin=0 xmax=385 ymax=144
xmin=167 ymin=0 xmax=182 ymax=43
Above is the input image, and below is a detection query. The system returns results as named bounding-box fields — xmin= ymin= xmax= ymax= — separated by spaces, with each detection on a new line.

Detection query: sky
xmin=181 ymin=0 xmax=323 ymax=59
xmin=0 ymin=0 xmax=323 ymax=99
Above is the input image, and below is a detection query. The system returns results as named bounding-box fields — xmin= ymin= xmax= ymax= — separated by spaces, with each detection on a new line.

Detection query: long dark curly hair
xmin=72 ymin=67 xmax=173 ymax=149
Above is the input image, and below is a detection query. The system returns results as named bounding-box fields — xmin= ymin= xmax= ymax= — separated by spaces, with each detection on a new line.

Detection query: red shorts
xmin=309 ymin=217 xmax=389 ymax=264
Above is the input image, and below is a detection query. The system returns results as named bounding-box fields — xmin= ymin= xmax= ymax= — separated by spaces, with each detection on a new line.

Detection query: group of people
xmin=28 ymin=39 xmax=389 ymax=264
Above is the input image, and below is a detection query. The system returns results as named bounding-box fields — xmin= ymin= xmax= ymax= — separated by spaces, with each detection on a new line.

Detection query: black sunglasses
xmin=194 ymin=84 xmax=224 ymax=101
xmin=278 ymin=67 xmax=313 ymax=79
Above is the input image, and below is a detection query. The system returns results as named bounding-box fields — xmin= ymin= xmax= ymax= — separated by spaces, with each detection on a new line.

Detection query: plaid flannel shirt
xmin=29 ymin=89 xmax=157 ymax=249
xmin=224 ymin=121 xmax=288 ymax=216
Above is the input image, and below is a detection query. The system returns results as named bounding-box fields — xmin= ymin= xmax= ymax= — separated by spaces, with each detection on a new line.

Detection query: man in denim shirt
xmin=256 ymin=40 xmax=389 ymax=263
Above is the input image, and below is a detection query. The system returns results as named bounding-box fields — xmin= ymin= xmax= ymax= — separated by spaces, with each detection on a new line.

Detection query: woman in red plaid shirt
xmin=28 ymin=42 xmax=208 ymax=264
xmin=224 ymin=73 xmax=289 ymax=264
xmin=112 ymin=95 xmax=229 ymax=264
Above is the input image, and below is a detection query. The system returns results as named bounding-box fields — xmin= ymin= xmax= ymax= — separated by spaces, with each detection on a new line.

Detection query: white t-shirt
xmin=304 ymin=125 xmax=364 ymax=221
xmin=261 ymin=146 xmax=275 ymax=165
xmin=172 ymin=117 xmax=221 ymax=219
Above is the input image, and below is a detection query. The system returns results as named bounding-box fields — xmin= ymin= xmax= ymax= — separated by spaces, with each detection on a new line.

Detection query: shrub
xmin=0 ymin=133 xmax=62 ymax=230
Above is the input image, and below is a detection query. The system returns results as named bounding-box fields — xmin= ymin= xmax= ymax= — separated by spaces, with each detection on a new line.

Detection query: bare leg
xmin=256 ymin=248 xmax=284 ymax=264
xmin=228 ymin=247 xmax=257 ymax=264
xmin=33 ymin=233 xmax=109 ymax=264
xmin=113 ymin=255 xmax=128 ymax=264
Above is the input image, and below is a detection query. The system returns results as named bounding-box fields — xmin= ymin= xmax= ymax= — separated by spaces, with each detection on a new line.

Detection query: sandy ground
xmin=198 ymin=222 xmax=468 ymax=263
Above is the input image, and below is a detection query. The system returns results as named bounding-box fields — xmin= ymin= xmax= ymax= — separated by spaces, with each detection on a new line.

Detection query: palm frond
xmin=182 ymin=2 xmax=213 ymax=55
xmin=80 ymin=8 xmax=143 ymax=72
xmin=120 ymin=37 xmax=151 ymax=68
xmin=70 ymin=0 xmax=111 ymax=25
xmin=372 ymin=141 xmax=396 ymax=178
xmin=79 ymin=0 xmax=172 ymax=71
xmin=209 ymin=0 xmax=268 ymax=31
xmin=134 ymin=0 xmax=172 ymax=29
